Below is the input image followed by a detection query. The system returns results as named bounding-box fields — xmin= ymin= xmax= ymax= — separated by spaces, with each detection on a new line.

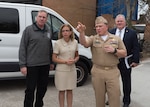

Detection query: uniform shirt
xmin=53 ymin=38 xmax=78 ymax=71
xmin=86 ymin=33 xmax=126 ymax=66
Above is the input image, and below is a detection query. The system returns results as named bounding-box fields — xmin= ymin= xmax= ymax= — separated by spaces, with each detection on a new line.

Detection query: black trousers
xmin=24 ymin=65 xmax=50 ymax=107
xmin=120 ymin=68 xmax=132 ymax=105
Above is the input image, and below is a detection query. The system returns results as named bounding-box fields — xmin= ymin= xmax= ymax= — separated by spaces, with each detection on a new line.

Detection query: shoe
xmin=105 ymin=101 xmax=109 ymax=105
xmin=123 ymin=104 xmax=129 ymax=107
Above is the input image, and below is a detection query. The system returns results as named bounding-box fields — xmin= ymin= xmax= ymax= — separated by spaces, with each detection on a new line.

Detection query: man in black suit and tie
xmin=109 ymin=14 xmax=140 ymax=107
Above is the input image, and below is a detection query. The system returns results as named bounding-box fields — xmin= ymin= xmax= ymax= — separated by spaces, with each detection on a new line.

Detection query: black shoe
xmin=123 ymin=104 xmax=129 ymax=107
xmin=105 ymin=101 xmax=109 ymax=105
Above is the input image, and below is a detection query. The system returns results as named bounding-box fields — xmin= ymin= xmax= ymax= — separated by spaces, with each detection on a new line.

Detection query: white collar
xmin=116 ymin=27 xmax=126 ymax=40
xmin=101 ymin=35 xmax=108 ymax=41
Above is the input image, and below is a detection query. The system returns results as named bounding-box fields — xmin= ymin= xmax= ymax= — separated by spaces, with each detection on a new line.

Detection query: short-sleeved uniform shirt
xmin=53 ymin=38 xmax=78 ymax=90
xmin=86 ymin=33 xmax=126 ymax=66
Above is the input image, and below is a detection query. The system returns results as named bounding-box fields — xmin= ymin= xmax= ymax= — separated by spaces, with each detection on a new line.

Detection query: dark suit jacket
xmin=109 ymin=27 xmax=140 ymax=70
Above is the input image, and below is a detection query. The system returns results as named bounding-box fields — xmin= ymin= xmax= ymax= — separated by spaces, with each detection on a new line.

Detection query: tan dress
xmin=53 ymin=38 xmax=78 ymax=90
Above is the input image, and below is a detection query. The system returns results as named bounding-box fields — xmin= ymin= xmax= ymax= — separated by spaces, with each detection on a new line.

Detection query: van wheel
xmin=76 ymin=61 xmax=88 ymax=86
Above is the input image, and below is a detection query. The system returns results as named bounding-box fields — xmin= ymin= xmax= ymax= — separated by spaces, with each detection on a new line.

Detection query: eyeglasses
xmin=62 ymin=30 xmax=70 ymax=32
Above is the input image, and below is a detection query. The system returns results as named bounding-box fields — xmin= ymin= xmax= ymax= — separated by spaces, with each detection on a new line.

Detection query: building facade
xmin=42 ymin=0 xmax=97 ymax=35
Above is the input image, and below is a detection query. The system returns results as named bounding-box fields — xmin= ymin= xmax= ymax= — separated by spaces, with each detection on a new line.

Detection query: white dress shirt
xmin=115 ymin=27 xmax=126 ymax=40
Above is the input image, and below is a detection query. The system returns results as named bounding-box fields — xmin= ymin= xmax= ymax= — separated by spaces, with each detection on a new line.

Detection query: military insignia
xmin=109 ymin=38 xmax=118 ymax=45
xmin=109 ymin=37 xmax=113 ymax=39
xmin=95 ymin=37 xmax=100 ymax=44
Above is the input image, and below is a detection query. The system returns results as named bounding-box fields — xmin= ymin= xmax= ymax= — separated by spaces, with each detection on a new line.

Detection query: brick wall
xmin=42 ymin=0 xmax=96 ymax=35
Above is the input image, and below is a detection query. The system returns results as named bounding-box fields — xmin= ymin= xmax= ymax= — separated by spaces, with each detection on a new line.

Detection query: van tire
xmin=76 ymin=61 xmax=89 ymax=86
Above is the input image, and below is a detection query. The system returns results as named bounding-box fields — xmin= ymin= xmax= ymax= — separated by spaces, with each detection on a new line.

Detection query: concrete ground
xmin=0 ymin=58 xmax=150 ymax=107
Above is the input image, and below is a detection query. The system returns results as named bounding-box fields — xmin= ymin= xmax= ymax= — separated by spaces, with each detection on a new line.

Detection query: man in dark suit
xmin=109 ymin=14 xmax=140 ymax=107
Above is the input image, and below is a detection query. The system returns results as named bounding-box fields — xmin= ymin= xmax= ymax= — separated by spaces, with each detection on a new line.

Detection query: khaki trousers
xmin=91 ymin=64 xmax=120 ymax=107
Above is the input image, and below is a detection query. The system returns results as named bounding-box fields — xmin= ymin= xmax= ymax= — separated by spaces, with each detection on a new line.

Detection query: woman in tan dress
xmin=52 ymin=24 xmax=79 ymax=107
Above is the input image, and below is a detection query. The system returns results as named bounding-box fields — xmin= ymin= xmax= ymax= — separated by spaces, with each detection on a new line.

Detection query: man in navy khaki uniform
xmin=76 ymin=16 xmax=127 ymax=107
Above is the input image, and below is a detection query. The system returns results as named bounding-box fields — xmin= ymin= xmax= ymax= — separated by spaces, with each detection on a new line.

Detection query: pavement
xmin=128 ymin=57 xmax=150 ymax=107
xmin=0 ymin=57 xmax=150 ymax=107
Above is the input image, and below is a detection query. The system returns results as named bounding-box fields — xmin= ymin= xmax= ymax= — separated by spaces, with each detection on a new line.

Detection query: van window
xmin=50 ymin=15 xmax=64 ymax=40
xmin=0 ymin=8 xmax=19 ymax=33
xmin=32 ymin=11 xmax=64 ymax=40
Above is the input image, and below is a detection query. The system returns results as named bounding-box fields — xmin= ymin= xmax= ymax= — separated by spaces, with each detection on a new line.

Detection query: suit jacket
xmin=109 ymin=27 xmax=140 ymax=70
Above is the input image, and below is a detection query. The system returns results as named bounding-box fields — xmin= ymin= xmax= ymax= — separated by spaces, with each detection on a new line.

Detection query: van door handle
xmin=0 ymin=39 xmax=2 ymax=41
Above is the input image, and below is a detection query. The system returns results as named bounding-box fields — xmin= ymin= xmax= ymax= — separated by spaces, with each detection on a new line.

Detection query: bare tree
xmin=144 ymin=0 xmax=150 ymax=23
xmin=125 ymin=0 xmax=138 ymax=26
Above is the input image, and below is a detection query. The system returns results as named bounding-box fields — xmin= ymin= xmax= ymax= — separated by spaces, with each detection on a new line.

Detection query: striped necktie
xmin=119 ymin=30 xmax=121 ymax=37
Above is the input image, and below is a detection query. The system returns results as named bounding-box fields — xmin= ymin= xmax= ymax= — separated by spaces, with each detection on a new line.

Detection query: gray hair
xmin=115 ymin=14 xmax=126 ymax=23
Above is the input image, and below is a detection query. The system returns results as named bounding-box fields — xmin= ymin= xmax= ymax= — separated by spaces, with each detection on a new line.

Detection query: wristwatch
xmin=113 ymin=48 xmax=117 ymax=54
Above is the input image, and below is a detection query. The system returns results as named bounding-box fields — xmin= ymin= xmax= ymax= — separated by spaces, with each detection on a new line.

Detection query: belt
xmin=94 ymin=64 xmax=117 ymax=70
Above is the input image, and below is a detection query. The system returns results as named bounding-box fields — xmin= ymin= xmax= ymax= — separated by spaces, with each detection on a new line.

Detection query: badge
xmin=95 ymin=37 xmax=100 ymax=44
xmin=47 ymin=33 xmax=50 ymax=39
xmin=109 ymin=39 xmax=118 ymax=45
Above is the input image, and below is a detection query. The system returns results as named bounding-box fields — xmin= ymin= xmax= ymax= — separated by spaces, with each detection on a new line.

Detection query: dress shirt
xmin=115 ymin=27 xmax=125 ymax=40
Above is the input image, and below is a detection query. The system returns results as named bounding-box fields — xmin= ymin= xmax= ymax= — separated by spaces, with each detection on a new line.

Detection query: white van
xmin=132 ymin=24 xmax=145 ymax=40
xmin=0 ymin=2 xmax=92 ymax=86
xmin=132 ymin=24 xmax=146 ymax=52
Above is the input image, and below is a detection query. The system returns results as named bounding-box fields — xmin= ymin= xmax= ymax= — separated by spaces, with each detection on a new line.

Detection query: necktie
xmin=119 ymin=30 xmax=121 ymax=37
